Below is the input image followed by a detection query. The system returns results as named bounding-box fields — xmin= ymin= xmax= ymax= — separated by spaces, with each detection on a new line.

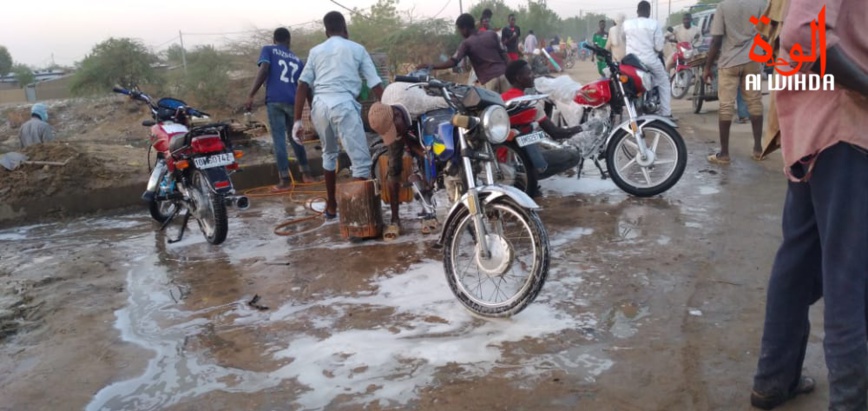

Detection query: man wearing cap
xmin=19 ymin=103 xmax=55 ymax=148
xmin=367 ymin=101 xmax=426 ymax=240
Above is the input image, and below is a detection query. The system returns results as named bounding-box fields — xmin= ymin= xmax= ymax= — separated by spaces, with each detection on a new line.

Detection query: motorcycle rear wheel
xmin=191 ymin=170 xmax=228 ymax=245
xmin=442 ymin=198 xmax=550 ymax=318
xmin=606 ymin=122 xmax=687 ymax=197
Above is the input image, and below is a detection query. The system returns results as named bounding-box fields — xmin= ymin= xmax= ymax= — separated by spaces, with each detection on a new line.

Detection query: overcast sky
xmin=2 ymin=0 xmax=697 ymax=67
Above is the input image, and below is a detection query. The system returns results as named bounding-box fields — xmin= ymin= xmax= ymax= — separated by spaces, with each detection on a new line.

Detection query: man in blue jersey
xmin=245 ymin=27 xmax=315 ymax=192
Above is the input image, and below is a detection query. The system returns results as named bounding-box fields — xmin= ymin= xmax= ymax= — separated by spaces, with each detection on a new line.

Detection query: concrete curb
xmin=0 ymin=155 xmax=348 ymax=229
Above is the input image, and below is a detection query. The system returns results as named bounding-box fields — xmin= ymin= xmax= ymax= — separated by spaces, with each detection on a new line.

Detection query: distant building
xmin=0 ymin=68 xmax=70 ymax=85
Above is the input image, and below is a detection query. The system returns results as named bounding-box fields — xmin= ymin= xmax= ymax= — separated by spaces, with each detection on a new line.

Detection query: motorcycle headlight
xmin=481 ymin=105 xmax=510 ymax=144
xmin=683 ymin=49 xmax=696 ymax=59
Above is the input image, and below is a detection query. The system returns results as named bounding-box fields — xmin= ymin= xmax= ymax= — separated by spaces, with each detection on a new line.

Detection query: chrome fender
xmin=437 ymin=184 xmax=540 ymax=246
xmin=605 ymin=115 xmax=678 ymax=146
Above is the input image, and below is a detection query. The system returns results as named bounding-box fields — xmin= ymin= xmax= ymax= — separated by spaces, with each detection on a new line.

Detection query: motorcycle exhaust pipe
xmin=224 ymin=196 xmax=251 ymax=210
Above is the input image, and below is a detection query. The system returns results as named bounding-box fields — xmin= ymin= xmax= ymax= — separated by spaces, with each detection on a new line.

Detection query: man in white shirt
xmin=524 ymin=30 xmax=538 ymax=54
xmin=623 ymin=0 xmax=673 ymax=118
xmin=665 ymin=13 xmax=701 ymax=72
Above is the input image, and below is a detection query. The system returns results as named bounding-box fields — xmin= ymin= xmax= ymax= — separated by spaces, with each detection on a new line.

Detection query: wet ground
xmin=0 ymin=63 xmax=831 ymax=411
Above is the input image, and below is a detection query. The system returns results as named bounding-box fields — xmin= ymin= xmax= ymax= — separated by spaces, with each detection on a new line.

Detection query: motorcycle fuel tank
xmin=421 ymin=109 xmax=456 ymax=162
xmin=574 ymin=79 xmax=613 ymax=108
xmin=150 ymin=122 xmax=188 ymax=153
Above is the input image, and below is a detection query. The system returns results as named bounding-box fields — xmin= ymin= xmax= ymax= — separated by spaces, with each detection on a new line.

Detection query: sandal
xmin=707 ymin=153 xmax=731 ymax=165
xmin=750 ymin=376 xmax=815 ymax=410
xmin=752 ymin=152 xmax=764 ymax=161
xmin=271 ymin=179 xmax=292 ymax=193
xmin=421 ymin=218 xmax=438 ymax=235
xmin=383 ymin=224 xmax=401 ymax=242
xmin=322 ymin=210 xmax=337 ymax=220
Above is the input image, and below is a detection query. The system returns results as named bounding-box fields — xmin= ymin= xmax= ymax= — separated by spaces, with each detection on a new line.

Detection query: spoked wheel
xmin=442 ymin=199 xmax=550 ymax=318
xmin=148 ymin=162 xmax=177 ymax=223
xmin=190 ymin=170 xmax=228 ymax=245
xmin=671 ymin=69 xmax=693 ymax=99
xmin=491 ymin=141 xmax=538 ymax=197
xmin=693 ymin=77 xmax=705 ymax=113
xmin=606 ymin=122 xmax=687 ymax=197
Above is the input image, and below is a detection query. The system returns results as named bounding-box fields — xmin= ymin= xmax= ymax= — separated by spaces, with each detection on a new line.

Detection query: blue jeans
xmin=310 ymin=99 xmax=372 ymax=178
xmin=754 ymin=143 xmax=868 ymax=410
xmin=266 ymin=103 xmax=310 ymax=179
xmin=736 ymin=84 xmax=749 ymax=119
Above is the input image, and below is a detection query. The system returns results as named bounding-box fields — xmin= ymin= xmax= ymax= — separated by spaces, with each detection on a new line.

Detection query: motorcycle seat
xmin=620 ymin=54 xmax=650 ymax=72
xmin=169 ymin=133 xmax=189 ymax=152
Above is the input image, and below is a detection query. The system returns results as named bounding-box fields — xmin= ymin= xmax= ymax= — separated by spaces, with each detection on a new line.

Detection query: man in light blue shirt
xmin=294 ymin=11 xmax=384 ymax=219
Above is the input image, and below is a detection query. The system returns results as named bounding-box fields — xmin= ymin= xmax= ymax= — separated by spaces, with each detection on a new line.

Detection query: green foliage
xmin=165 ymin=44 xmax=185 ymax=65
xmin=70 ymin=38 xmax=160 ymax=96
xmin=179 ymin=45 xmax=231 ymax=108
xmin=0 ymin=46 xmax=11 ymax=77
xmin=12 ymin=64 xmax=34 ymax=88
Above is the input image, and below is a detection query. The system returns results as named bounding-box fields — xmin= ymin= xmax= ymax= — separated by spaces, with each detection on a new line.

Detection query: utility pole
xmin=668 ymin=0 xmax=672 ymax=25
xmin=459 ymin=0 xmax=463 ymax=14
xmin=179 ymin=30 xmax=188 ymax=74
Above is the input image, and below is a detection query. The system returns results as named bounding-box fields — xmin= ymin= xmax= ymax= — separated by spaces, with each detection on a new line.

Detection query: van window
xmin=703 ymin=14 xmax=714 ymax=35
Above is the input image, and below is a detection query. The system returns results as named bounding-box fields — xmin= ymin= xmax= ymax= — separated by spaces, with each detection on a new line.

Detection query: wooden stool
xmin=337 ymin=179 xmax=384 ymax=240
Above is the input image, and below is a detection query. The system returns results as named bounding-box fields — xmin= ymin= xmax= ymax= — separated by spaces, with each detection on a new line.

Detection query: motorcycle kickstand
xmin=594 ymin=157 xmax=609 ymax=180
xmin=159 ymin=205 xmax=181 ymax=232
xmin=167 ymin=210 xmax=192 ymax=244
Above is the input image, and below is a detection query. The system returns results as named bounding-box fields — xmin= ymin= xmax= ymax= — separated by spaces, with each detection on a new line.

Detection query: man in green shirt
xmin=592 ymin=20 xmax=609 ymax=76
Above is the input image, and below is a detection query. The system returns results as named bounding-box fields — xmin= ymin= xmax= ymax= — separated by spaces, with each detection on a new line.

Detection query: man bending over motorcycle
xmin=502 ymin=59 xmax=584 ymax=185
xmin=367 ymin=101 xmax=435 ymax=241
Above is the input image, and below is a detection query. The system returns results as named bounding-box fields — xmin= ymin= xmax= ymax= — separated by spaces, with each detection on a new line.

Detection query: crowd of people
xmin=240 ymin=3 xmax=868 ymax=409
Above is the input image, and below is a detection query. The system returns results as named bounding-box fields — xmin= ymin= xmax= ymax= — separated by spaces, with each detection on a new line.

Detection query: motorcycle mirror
xmin=142 ymin=120 xmax=156 ymax=127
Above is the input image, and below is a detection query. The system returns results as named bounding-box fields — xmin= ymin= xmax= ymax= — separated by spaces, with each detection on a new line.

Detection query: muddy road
xmin=0 ymin=64 xmax=830 ymax=410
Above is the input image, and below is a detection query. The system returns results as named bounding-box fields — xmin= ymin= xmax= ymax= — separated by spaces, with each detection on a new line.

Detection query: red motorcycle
xmin=669 ymin=40 xmax=697 ymax=99
xmin=541 ymin=44 xmax=687 ymax=197
xmin=113 ymin=86 xmax=248 ymax=245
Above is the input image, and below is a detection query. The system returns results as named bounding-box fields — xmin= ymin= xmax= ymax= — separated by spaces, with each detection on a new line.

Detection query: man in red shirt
xmin=501 ymin=14 xmax=521 ymax=61
xmin=751 ymin=0 xmax=868 ymax=409
xmin=500 ymin=60 xmax=583 ymax=195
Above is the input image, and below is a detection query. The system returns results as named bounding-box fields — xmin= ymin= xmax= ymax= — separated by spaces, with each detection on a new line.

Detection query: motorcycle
xmin=487 ymin=94 xmax=584 ymax=198
xmin=536 ymin=44 xmax=688 ymax=197
xmin=113 ymin=86 xmax=249 ymax=245
xmin=372 ymin=73 xmax=551 ymax=318
xmin=669 ymin=40 xmax=697 ymax=99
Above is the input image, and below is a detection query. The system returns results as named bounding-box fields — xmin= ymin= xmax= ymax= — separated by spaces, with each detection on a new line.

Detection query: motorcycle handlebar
xmin=395 ymin=75 xmax=424 ymax=83
xmin=112 ymin=87 xmax=129 ymax=95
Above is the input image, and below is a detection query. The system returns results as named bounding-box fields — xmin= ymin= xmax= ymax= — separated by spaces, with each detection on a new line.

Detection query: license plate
xmin=516 ymin=131 xmax=545 ymax=147
xmin=193 ymin=153 xmax=235 ymax=169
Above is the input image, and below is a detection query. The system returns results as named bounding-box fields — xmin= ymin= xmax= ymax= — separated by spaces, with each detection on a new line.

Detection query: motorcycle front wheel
xmin=148 ymin=162 xmax=177 ymax=223
xmin=190 ymin=170 xmax=228 ymax=245
xmin=442 ymin=199 xmax=550 ymax=318
xmin=606 ymin=122 xmax=687 ymax=197
xmin=670 ymin=69 xmax=693 ymax=99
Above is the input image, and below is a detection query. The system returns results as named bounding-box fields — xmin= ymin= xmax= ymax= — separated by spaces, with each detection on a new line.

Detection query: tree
xmin=180 ymin=45 xmax=231 ymax=108
xmin=0 ymin=46 xmax=12 ymax=77
xmin=70 ymin=37 xmax=159 ymax=96
xmin=12 ymin=64 xmax=34 ymax=88
xmin=348 ymin=0 xmax=402 ymax=51
xmin=165 ymin=44 xmax=186 ymax=65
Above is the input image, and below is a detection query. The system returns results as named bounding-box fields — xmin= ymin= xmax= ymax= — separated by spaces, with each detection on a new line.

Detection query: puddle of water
xmin=90 ymin=259 xmax=611 ymax=410
xmin=698 ymin=186 xmax=720 ymax=195
xmin=657 ymin=236 xmax=671 ymax=245
xmin=539 ymin=174 xmax=620 ymax=196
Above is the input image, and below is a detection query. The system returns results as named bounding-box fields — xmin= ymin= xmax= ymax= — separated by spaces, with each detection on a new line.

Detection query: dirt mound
xmin=0 ymin=142 xmax=125 ymax=202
